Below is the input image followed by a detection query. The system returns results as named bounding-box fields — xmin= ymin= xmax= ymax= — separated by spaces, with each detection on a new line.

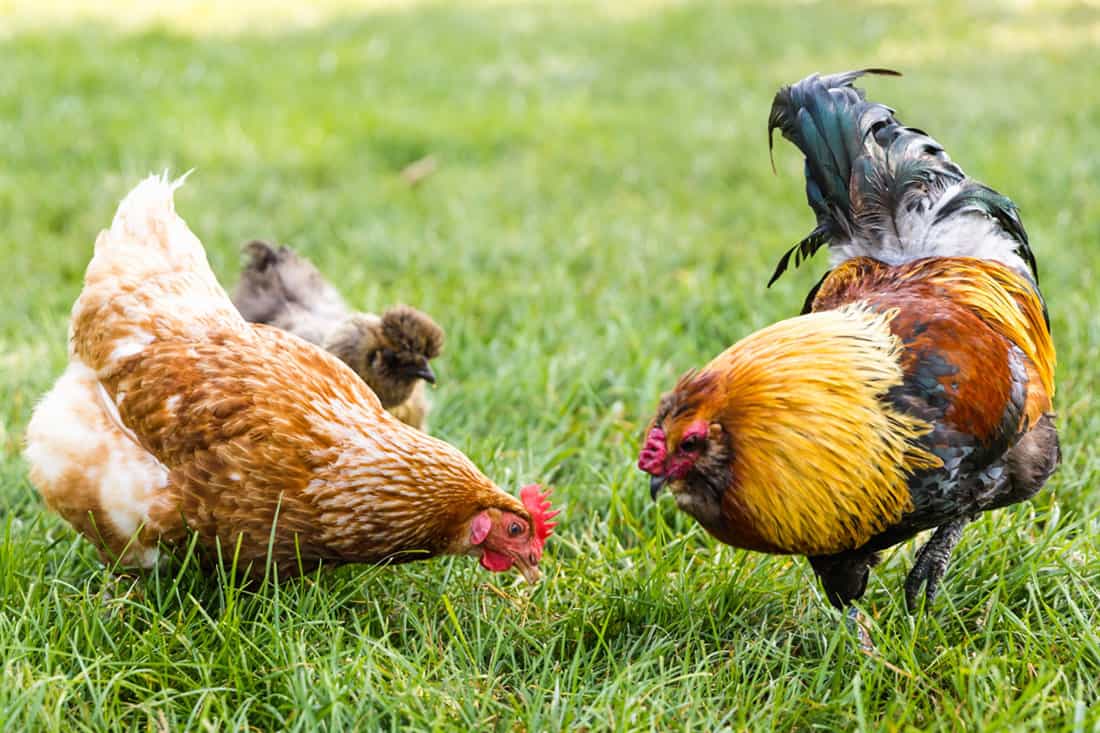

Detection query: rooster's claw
xmin=904 ymin=517 xmax=970 ymax=613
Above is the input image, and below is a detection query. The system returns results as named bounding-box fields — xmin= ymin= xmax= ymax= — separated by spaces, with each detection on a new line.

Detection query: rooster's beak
xmin=649 ymin=474 xmax=668 ymax=500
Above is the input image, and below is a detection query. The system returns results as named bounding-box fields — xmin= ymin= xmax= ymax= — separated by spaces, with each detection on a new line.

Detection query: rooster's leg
xmin=808 ymin=549 xmax=882 ymax=609
xmin=806 ymin=552 xmax=882 ymax=650
xmin=904 ymin=517 xmax=970 ymax=612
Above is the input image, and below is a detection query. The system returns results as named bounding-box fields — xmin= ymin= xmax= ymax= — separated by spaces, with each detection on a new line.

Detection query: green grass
xmin=1 ymin=0 xmax=1098 ymax=729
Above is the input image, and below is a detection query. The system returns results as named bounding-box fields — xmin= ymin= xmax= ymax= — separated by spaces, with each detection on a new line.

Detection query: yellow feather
xmin=702 ymin=304 xmax=941 ymax=555
xmin=913 ymin=262 xmax=1055 ymax=402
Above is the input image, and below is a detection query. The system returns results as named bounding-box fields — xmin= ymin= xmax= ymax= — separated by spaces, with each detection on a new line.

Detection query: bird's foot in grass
xmin=92 ymin=572 xmax=146 ymax=622
xmin=93 ymin=563 xmax=146 ymax=603
xmin=904 ymin=517 xmax=970 ymax=613
xmin=845 ymin=606 xmax=876 ymax=653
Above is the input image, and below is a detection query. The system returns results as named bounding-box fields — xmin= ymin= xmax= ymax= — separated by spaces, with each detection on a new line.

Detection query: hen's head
xmin=466 ymin=485 xmax=558 ymax=583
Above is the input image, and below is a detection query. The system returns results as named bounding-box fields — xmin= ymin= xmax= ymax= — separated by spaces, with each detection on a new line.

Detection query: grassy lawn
xmin=1 ymin=0 xmax=1098 ymax=729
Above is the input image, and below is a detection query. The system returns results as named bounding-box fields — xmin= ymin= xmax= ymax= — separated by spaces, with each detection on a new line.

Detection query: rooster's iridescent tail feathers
xmin=767 ymin=69 xmax=1038 ymax=286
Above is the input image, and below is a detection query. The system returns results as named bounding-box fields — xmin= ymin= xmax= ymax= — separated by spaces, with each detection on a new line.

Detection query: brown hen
xmin=24 ymin=175 xmax=557 ymax=580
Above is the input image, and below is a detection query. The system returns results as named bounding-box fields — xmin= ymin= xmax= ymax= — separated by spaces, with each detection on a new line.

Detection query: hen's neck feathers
xmin=304 ymin=392 xmax=517 ymax=550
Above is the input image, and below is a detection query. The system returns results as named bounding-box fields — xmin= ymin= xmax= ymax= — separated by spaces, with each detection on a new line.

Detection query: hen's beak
xmin=516 ymin=553 xmax=542 ymax=584
xmin=408 ymin=362 xmax=436 ymax=384
xmin=649 ymin=474 xmax=668 ymax=501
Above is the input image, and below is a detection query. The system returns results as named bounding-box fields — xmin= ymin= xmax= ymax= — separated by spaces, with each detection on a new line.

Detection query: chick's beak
xmin=409 ymin=362 xmax=436 ymax=384
xmin=649 ymin=474 xmax=668 ymax=501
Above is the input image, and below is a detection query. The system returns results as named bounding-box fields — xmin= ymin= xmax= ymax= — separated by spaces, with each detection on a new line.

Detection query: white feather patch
xmin=24 ymin=360 xmax=169 ymax=568
xmin=831 ymin=182 xmax=1030 ymax=275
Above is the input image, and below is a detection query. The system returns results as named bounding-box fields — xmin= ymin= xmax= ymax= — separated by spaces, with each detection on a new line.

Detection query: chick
xmin=231 ymin=240 xmax=444 ymax=431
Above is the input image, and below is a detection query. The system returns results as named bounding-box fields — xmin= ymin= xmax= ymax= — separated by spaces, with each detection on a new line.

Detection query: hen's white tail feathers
xmin=108 ymin=171 xmax=189 ymax=238
xmin=90 ymin=172 xmax=210 ymax=284
xmin=72 ymin=173 xmax=243 ymax=375
xmin=24 ymin=360 xmax=167 ymax=567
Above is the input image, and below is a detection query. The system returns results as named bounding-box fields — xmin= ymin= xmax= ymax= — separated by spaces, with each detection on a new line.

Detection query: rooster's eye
xmin=508 ymin=522 xmax=524 ymax=537
xmin=680 ymin=435 xmax=704 ymax=452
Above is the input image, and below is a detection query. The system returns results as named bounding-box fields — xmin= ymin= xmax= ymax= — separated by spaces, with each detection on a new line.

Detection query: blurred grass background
xmin=0 ymin=0 xmax=1097 ymax=730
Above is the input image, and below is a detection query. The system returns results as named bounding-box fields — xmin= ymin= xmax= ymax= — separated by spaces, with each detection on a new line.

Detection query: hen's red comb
xmin=520 ymin=484 xmax=559 ymax=548
xmin=637 ymin=426 xmax=667 ymax=476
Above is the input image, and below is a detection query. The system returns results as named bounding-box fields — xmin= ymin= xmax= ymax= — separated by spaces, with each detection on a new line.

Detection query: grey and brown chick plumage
xmin=231 ymin=241 xmax=444 ymax=430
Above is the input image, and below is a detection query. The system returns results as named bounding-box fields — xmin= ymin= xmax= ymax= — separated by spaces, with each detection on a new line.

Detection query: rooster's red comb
xmin=520 ymin=484 xmax=559 ymax=549
xmin=637 ymin=426 xmax=667 ymax=476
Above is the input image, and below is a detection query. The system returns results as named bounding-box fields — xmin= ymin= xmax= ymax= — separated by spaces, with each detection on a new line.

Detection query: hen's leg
xmin=904 ymin=518 xmax=969 ymax=612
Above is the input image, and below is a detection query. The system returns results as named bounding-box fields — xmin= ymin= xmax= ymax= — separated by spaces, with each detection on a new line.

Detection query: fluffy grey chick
xmin=232 ymin=240 xmax=444 ymax=431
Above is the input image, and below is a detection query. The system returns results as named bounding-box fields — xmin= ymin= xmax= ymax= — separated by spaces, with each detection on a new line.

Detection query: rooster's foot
xmin=904 ymin=517 xmax=970 ymax=613
xmin=845 ymin=606 xmax=875 ymax=652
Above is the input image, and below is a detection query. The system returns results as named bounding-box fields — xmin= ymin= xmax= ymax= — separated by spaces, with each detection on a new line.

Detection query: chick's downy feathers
xmin=232 ymin=240 xmax=443 ymax=429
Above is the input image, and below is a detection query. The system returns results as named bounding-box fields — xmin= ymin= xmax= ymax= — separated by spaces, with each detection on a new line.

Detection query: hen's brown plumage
xmin=24 ymin=176 xmax=554 ymax=580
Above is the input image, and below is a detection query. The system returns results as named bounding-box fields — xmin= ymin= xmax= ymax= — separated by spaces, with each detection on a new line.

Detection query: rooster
xmin=24 ymin=175 xmax=557 ymax=581
xmin=232 ymin=241 xmax=443 ymax=431
xmin=639 ymin=70 xmax=1058 ymax=612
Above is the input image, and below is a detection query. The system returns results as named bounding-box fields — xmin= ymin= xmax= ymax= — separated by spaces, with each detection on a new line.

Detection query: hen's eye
xmin=680 ymin=435 xmax=704 ymax=452
xmin=508 ymin=522 xmax=524 ymax=537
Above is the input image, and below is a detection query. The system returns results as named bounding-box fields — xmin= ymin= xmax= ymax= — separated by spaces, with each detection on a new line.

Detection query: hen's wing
xmin=814 ymin=257 xmax=1056 ymax=539
xmin=111 ymin=321 xmax=389 ymax=566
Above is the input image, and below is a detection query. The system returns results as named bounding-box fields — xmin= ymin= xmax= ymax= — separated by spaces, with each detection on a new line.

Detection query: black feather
xmin=767 ymin=68 xmax=1041 ymax=288
xmin=767 ymin=227 xmax=829 ymax=287
xmin=934 ymin=184 xmax=1032 ymax=252
xmin=768 ymin=69 xmax=901 ymax=282
xmin=799 ymin=269 xmax=832 ymax=313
